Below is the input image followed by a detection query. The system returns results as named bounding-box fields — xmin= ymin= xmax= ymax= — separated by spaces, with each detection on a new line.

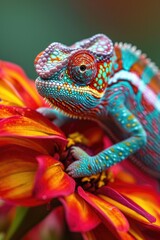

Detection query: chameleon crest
xmin=35 ymin=34 xmax=160 ymax=178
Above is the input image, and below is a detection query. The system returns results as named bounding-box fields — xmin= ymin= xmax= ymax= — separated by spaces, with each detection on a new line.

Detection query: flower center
xmin=80 ymin=171 xmax=113 ymax=192
xmin=63 ymin=132 xmax=113 ymax=192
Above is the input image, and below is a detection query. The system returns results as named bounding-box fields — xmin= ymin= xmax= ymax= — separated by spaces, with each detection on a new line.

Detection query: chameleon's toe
xmin=66 ymin=146 xmax=96 ymax=178
xmin=66 ymin=160 xmax=84 ymax=178
xmin=70 ymin=146 xmax=89 ymax=160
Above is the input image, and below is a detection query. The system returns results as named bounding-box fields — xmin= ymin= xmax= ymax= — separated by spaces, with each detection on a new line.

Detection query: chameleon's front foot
xmin=66 ymin=146 xmax=103 ymax=178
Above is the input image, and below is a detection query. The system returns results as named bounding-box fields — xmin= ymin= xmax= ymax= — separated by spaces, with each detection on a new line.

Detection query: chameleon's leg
xmin=66 ymin=104 xmax=147 ymax=178
xmin=37 ymin=107 xmax=69 ymax=127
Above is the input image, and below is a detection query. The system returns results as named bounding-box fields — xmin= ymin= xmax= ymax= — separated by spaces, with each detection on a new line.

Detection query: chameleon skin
xmin=35 ymin=34 xmax=160 ymax=178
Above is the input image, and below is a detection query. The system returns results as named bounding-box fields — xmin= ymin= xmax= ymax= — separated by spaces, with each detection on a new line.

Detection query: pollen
xmin=67 ymin=132 xmax=88 ymax=147
xmin=81 ymin=176 xmax=91 ymax=183
xmin=98 ymin=181 xmax=105 ymax=188
xmin=81 ymin=171 xmax=109 ymax=192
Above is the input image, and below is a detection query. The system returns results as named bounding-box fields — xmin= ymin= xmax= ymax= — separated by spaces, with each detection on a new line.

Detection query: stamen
xmin=67 ymin=132 xmax=88 ymax=147
xmin=81 ymin=171 xmax=109 ymax=192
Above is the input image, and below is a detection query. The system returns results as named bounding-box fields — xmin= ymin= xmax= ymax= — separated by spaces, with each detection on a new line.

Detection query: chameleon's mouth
xmin=35 ymin=77 xmax=104 ymax=99
xmin=35 ymin=77 xmax=103 ymax=119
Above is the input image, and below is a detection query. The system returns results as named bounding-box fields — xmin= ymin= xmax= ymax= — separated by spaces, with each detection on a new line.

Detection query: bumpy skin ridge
xmin=35 ymin=34 xmax=160 ymax=178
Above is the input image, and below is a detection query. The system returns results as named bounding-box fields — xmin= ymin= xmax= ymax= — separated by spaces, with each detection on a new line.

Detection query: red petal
xmin=60 ymin=192 xmax=100 ymax=232
xmin=0 ymin=146 xmax=73 ymax=206
xmin=83 ymin=223 xmax=134 ymax=240
xmin=0 ymin=60 xmax=43 ymax=108
xmin=0 ymin=106 xmax=67 ymax=148
xmin=78 ymin=187 xmax=129 ymax=234
xmin=107 ymin=182 xmax=160 ymax=227
xmin=34 ymin=155 xmax=75 ymax=200
xmin=0 ymin=146 xmax=38 ymax=204
xmin=0 ymin=136 xmax=60 ymax=156
xmin=97 ymin=186 xmax=156 ymax=223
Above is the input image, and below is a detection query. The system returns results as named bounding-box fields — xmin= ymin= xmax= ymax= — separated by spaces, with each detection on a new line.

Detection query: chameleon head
xmin=35 ymin=34 xmax=113 ymax=119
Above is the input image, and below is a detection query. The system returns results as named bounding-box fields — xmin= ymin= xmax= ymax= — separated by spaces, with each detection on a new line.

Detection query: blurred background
xmin=0 ymin=0 xmax=160 ymax=79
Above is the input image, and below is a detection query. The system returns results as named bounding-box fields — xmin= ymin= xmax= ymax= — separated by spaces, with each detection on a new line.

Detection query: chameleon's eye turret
xmin=68 ymin=50 xmax=97 ymax=85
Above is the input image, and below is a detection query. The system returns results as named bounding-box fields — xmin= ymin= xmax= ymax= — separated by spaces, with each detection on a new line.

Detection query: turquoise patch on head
xmin=98 ymin=79 xmax=103 ymax=85
xmin=102 ymin=72 xmax=106 ymax=78
xmin=51 ymin=51 xmax=58 ymax=57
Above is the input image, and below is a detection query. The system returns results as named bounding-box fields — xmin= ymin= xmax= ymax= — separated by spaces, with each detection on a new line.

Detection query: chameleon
xmin=34 ymin=34 xmax=160 ymax=178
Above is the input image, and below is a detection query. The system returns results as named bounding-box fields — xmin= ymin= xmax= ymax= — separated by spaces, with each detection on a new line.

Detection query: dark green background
xmin=0 ymin=0 xmax=160 ymax=79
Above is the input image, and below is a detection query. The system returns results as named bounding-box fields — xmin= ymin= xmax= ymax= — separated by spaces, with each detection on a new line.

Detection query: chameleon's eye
xmin=68 ymin=50 xmax=97 ymax=85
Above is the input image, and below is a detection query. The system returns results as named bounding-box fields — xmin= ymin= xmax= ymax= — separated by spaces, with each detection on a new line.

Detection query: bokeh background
xmin=0 ymin=0 xmax=160 ymax=79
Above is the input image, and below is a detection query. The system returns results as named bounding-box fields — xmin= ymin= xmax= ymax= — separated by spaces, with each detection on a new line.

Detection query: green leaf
xmin=5 ymin=199 xmax=60 ymax=240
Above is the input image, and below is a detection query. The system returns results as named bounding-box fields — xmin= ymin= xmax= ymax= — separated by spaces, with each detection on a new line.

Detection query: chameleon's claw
xmin=66 ymin=146 xmax=94 ymax=178
xmin=66 ymin=161 xmax=83 ymax=178
xmin=70 ymin=146 xmax=89 ymax=160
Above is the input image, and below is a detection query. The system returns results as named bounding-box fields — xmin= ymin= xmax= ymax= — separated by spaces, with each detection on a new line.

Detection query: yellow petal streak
xmin=0 ymin=157 xmax=37 ymax=200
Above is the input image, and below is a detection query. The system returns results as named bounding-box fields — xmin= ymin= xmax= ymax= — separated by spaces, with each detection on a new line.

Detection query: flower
xmin=0 ymin=60 xmax=160 ymax=239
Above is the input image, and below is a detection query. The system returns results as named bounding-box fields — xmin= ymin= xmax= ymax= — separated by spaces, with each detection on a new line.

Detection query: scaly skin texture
xmin=35 ymin=34 xmax=160 ymax=178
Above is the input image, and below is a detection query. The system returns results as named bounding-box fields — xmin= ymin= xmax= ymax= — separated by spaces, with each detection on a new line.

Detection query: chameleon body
xmin=35 ymin=34 xmax=160 ymax=178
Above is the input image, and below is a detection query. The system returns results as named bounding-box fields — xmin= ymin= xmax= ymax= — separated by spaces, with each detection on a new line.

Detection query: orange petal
xmin=0 ymin=60 xmax=43 ymax=108
xmin=60 ymin=192 xmax=100 ymax=231
xmin=78 ymin=187 xmax=129 ymax=234
xmin=0 ymin=106 xmax=66 ymax=142
xmin=98 ymin=186 xmax=156 ymax=223
xmin=124 ymin=191 xmax=160 ymax=228
xmin=0 ymin=146 xmax=73 ymax=206
xmin=0 ymin=146 xmax=38 ymax=203
xmin=99 ymin=185 xmax=160 ymax=227
xmin=34 ymin=155 xmax=75 ymax=200
xmin=118 ymin=232 xmax=135 ymax=240
xmin=0 ymin=81 xmax=25 ymax=107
